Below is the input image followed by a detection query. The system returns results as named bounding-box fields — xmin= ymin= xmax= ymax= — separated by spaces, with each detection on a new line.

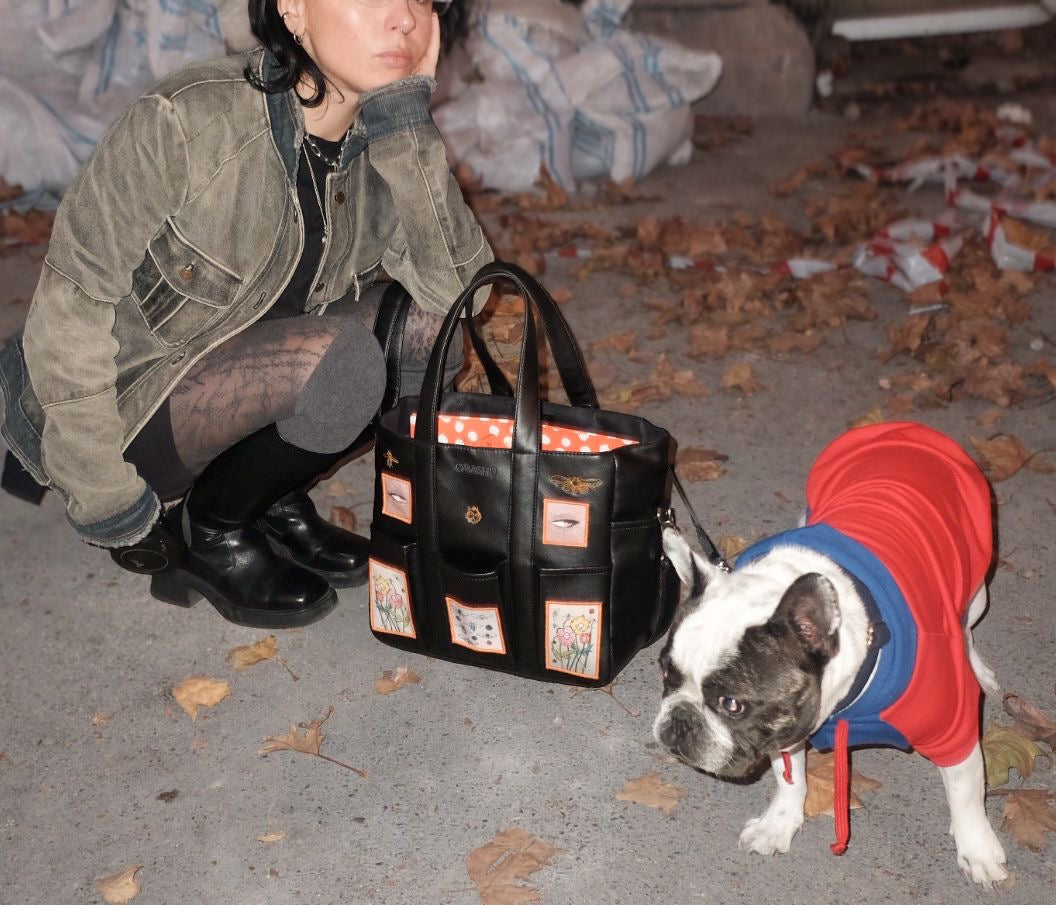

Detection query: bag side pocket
xmin=609 ymin=519 xmax=667 ymax=669
xmin=368 ymin=534 xmax=427 ymax=654
xmin=539 ymin=566 xmax=611 ymax=686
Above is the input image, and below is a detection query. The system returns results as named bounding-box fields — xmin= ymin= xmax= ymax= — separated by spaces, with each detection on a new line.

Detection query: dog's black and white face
xmin=653 ymin=527 xmax=842 ymax=778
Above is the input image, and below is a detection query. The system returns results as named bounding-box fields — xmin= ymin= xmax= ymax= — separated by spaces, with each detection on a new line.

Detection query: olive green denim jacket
xmin=0 ymin=49 xmax=492 ymax=547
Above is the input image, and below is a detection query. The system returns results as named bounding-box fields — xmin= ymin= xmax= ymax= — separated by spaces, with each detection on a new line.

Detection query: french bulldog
xmin=653 ymin=421 xmax=1008 ymax=886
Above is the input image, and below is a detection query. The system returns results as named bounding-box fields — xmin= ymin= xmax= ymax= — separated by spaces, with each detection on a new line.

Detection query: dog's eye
xmin=718 ymin=696 xmax=746 ymax=717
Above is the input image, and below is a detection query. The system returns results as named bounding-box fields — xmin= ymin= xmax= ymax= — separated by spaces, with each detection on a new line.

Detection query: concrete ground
xmin=3 ymin=79 xmax=1056 ymax=905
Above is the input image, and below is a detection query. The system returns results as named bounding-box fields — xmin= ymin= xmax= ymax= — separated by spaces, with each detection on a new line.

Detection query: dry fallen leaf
xmin=720 ymin=362 xmax=765 ymax=395
xmin=615 ymin=772 xmax=686 ymax=814
xmin=974 ymin=407 xmax=1005 ymax=429
xmin=848 ymin=409 xmax=885 ymax=429
xmin=259 ymin=706 xmax=367 ymax=778
xmin=981 ymin=724 xmax=1042 ymax=787
xmin=999 ymin=789 xmax=1056 ymax=851
xmin=551 ymin=287 xmax=572 ymax=305
xmin=375 ymin=667 xmax=422 ymax=695
xmin=677 ymin=447 xmax=728 ymax=482
xmin=326 ymin=479 xmax=349 ymax=497
xmin=171 ymin=676 xmax=231 ymax=721
xmin=970 ymin=434 xmax=1032 ymax=482
xmin=592 ymin=331 xmax=637 ymax=355
xmin=257 ymin=832 xmax=287 ymax=844
xmin=226 ymin=634 xmax=299 ymax=681
xmin=804 ymin=750 xmax=882 ymax=818
xmin=227 ymin=635 xmax=278 ymax=670
xmin=1003 ymin=693 xmax=1056 ymax=750
xmin=94 ymin=865 xmax=142 ymax=905
xmin=719 ymin=535 xmax=750 ymax=562
xmin=329 ymin=505 xmax=358 ymax=533
xmin=466 ymin=827 xmax=560 ymax=905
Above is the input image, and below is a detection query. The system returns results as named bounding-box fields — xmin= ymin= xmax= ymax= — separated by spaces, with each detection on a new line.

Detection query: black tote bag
xmin=368 ymin=261 xmax=680 ymax=686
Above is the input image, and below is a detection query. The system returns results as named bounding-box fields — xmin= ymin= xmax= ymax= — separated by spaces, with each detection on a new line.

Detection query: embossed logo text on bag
xmin=455 ymin=463 xmax=497 ymax=478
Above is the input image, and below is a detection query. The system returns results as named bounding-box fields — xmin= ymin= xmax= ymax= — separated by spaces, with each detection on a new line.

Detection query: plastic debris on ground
xmin=433 ymin=0 xmax=722 ymax=193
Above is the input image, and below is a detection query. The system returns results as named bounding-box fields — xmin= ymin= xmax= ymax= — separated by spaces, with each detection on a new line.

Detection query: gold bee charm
xmin=549 ymin=475 xmax=603 ymax=496
xmin=383 ymin=450 xmax=399 ymax=469
xmin=465 ymin=505 xmax=483 ymax=525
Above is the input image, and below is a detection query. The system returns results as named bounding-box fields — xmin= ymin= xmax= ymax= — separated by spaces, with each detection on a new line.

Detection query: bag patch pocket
xmin=368 ymin=558 xmax=417 ymax=639
xmin=545 ymin=600 xmax=603 ymax=680
xmin=446 ymin=596 xmax=507 ymax=655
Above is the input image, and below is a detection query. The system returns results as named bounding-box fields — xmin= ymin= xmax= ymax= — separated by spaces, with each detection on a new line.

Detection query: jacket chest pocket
xmin=131 ymin=223 xmax=243 ymax=347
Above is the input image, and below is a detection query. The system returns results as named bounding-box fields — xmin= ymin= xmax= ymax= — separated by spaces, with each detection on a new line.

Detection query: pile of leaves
xmin=459 ymin=100 xmax=1056 ymax=428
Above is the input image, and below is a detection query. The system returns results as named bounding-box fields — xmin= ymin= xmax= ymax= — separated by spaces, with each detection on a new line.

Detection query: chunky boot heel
xmin=149 ymin=571 xmax=202 ymax=608
xmin=162 ymin=424 xmax=346 ymax=629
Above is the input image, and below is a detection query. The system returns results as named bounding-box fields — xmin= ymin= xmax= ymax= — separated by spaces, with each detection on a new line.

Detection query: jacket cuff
xmin=359 ymin=76 xmax=437 ymax=142
xmin=69 ymin=485 xmax=161 ymax=548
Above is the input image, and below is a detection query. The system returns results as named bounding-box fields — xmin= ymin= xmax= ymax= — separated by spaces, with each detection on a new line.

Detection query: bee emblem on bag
xmin=384 ymin=450 xmax=399 ymax=469
xmin=549 ymin=475 xmax=602 ymax=497
xmin=465 ymin=506 xmax=483 ymax=524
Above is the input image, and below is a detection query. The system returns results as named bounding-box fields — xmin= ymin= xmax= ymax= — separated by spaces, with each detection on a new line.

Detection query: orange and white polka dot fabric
xmin=409 ymin=412 xmax=638 ymax=453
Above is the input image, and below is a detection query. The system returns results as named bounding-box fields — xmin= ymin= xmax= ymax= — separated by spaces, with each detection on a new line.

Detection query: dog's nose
xmin=658 ymin=701 xmax=703 ymax=760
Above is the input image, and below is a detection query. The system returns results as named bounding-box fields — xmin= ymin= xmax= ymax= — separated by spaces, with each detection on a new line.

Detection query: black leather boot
xmin=256 ymin=422 xmax=373 ymax=588
xmin=259 ymin=490 xmax=368 ymax=588
xmin=148 ymin=424 xmax=339 ymax=629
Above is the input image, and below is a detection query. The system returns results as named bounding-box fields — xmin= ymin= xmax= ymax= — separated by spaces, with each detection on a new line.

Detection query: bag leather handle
xmin=374 ymin=280 xmax=512 ymax=403
xmin=416 ymin=261 xmax=599 ymax=435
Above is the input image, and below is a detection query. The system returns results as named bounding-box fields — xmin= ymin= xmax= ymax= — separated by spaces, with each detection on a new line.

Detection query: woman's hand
xmin=412 ymin=12 xmax=440 ymax=79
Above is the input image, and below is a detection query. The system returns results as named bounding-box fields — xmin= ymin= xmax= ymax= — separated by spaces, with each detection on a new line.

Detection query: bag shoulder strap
xmin=668 ymin=467 xmax=731 ymax=572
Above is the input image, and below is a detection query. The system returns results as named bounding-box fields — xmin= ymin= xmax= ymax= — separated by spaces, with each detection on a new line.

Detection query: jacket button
xmin=171 ymin=351 xmax=186 ymax=364
xmin=314 ymin=282 xmax=324 ymax=293
xmin=178 ymin=264 xmax=195 ymax=281
xmin=334 ymin=191 xmax=346 ymax=205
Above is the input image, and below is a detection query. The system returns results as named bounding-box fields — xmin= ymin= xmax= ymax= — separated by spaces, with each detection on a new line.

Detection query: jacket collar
xmin=259 ymin=49 xmax=369 ymax=185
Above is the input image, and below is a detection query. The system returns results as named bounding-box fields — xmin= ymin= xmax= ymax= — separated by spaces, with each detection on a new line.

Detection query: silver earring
xmin=294 ymin=32 xmax=303 ymax=45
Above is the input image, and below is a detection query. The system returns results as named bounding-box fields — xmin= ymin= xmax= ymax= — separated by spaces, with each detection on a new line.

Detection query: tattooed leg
xmin=167 ymin=318 xmax=343 ymax=474
xmin=331 ymin=282 xmax=465 ymax=396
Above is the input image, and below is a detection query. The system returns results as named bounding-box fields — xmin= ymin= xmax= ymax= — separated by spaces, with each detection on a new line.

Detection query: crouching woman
xmin=0 ymin=1 xmax=491 ymax=628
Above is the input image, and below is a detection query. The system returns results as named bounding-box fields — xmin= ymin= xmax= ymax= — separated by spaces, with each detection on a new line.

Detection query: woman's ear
xmin=278 ymin=0 xmax=306 ymax=38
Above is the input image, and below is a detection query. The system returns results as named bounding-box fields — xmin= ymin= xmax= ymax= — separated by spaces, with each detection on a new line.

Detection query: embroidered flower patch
xmin=369 ymin=559 xmax=416 ymax=638
xmin=545 ymin=601 xmax=602 ymax=680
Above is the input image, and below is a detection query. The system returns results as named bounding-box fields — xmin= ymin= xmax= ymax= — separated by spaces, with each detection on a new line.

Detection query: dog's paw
xmin=739 ymin=811 xmax=803 ymax=856
xmin=956 ymin=832 xmax=1008 ymax=888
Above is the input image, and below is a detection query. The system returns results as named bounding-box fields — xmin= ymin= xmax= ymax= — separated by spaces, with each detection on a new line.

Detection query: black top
xmin=261 ymin=132 xmax=344 ymax=320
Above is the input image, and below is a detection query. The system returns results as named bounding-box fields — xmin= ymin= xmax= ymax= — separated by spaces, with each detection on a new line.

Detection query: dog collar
xmin=829 ymin=572 xmax=891 ymax=717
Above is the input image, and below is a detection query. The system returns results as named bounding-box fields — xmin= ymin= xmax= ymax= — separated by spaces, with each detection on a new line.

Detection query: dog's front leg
xmin=739 ymin=744 xmax=807 ymax=855
xmin=938 ymin=744 xmax=1008 ymax=886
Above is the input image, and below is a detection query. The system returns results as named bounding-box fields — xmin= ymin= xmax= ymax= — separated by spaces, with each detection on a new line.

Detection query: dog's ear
xmin=662 ymin=525 xmax=720 ymax=597
xmin=772 ymin=573 xmax=841 ymax=661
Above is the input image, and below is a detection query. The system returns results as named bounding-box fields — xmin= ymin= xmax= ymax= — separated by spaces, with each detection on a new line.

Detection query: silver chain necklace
xmin=303 ymin=132 xmax=340 ymax=170
xmin=302 ymin=144 xmax=329 ymax=246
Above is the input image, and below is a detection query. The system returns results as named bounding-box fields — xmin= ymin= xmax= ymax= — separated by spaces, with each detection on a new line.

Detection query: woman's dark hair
xmin=243 ymin=1 xmax=470 ymax=105
xmin=244 ymin=0 xmax=327 ymax=106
